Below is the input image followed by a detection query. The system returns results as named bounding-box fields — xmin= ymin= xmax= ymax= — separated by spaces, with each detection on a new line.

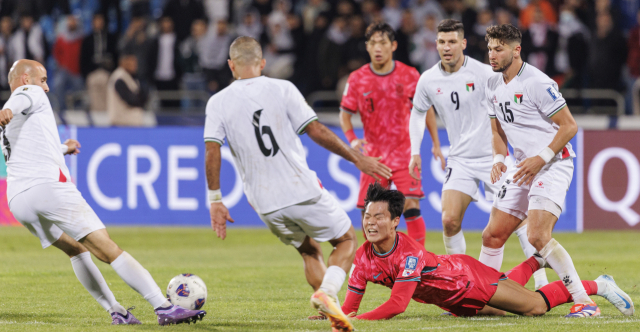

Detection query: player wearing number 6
xmin=482 ymin=24 xmax=595 ymax=317
xmin=408 ymin=20 xmax=547 ymax=288
xmin=204 ymin=37 xmax=392 ymax=332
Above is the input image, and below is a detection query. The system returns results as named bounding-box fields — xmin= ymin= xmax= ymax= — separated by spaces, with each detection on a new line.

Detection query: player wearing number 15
xmin=483 ymin=24 xmax=596 ymax=317
xmin=340 ymin=23 xmax=426 ymax=246
xmin=204 ymin=37 xmax=392 ymax=332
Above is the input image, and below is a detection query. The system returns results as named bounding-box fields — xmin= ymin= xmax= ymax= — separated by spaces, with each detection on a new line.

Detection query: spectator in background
xmin=107 ymin=52 xmax=149 ymax=126
xmin=0 ymin=17 xmax=13 ymax=90
xmin=149 ymin=16 xmax=181 ymax=109
xmin=236 ymin=11 xmax=263 ymax=40
xmin=302 ymin=0 xmax=330 ymax=33
xmin=204 ymin=0 xmax=231 ymax=23
xmin=80 ymin=13 xmax=118 ymax=112
xmin=382 ymin=0 xmax=403 ymax=30
xmin=555 ymin=7 xmax=589 ymax=88
xmin=495 ymin=7 xmax=517 ymax=25
xmin=263 ymin=1 xmax=296 ymax=79
xmin=588 ymin=12 xmax=627 ymax=91
xmin=410 ymin=0 xmax=444 ymax=27
xmin=52 ymin=15 xmax=84 ymax=111
xmin=252 ymin=0 xmax=274 ymax=19
xmin=202 ymin=20 xmax=233 ymax=93
xmin=162 ymin=0 xmax=206 ymax=42
xmin=118 ymin=17 xmax=151 ymax=83
xmin=519 ymin=0 xmax=557 ymax=29
xmin=467 ymin=8 xmax=493 ymax=61
xmin=336 ymin=0 xmax=355 ymax=17
xmin=521 ymin=8 xmax=559 ymax=77
xmin=410 ymin=14 xmax=439 ymax=72
xmin=318 ymin=15 xmax=349 ymax=89
xmin=395 ymin=10 xmax=418 ymax=67
xmin=343 ymin=15 xmax=369 ymax=71
xmin=179 ymin=19 xmax=208 ymax=109
xmin=298 ymin=13 xmax=329 ymax=94
xmin=8 ymin=13 xmax=47 ymax=64
xmin=628 ymin=10 xmax=640 ymax=114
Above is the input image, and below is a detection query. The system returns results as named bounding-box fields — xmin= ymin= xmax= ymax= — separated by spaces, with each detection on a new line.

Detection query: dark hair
xmin=437 ymin=19 xmax=464 ymax=37
xmin=365 ymin=22 xmax=395 ymax=43
xmin=485 ymin=23 xmax=522 ymax=45
xmin=364 ymin=183 xmax=405 ymax=221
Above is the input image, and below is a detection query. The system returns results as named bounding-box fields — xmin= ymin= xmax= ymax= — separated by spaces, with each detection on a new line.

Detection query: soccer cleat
xmin=111 ymin=308 xmax=142 ymax=325
xmin=155 ymin=304 xmax=206 ymax=326
xmin=595 ymin=275 xmax=635 ymax=316
xmin=310 ymin=290 xmax=354 ymax=332
xmin=565 ymin=301 xmax=600 ymax=318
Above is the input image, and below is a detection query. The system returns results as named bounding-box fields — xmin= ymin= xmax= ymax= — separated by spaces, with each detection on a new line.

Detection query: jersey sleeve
xmin=339 ymin=74 xmax=359 ymax=114
xmin=204 ymin=98 xmax=226 ymax=145
xmin=412 ymin=73 xmax=432 ymax=113
xmin=406 ymin=66 xmax=421 ymax=101
xmin=528 ymin=77 xmax=567 ymax=117
xmin=485 ymin=82 xmax=497 ymax=119
xmin=342 ymin=262 xmax=368 ymax=315
xmin=355 ymin=281 xmax=417 ymax=320
xmin=4 ymin=86 xmax=43 ymax=115
xmin=395 ymin=254 xmax=425 ymax=282
xmin=284 ymin=82 xmax=318 ymax=134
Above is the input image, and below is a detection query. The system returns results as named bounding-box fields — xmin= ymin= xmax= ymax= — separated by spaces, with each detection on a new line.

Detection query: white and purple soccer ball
xmin=166 ymin=273 xmax=207 ymax=310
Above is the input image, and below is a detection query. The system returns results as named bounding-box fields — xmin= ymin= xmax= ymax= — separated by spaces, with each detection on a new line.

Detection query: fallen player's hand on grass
xmin=210 ymin=202 xmax=234 ymax=240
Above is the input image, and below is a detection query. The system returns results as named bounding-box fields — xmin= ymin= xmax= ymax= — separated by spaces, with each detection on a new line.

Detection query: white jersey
xmin=204 ymin=76 xmax=322 ymax=214
xmin=412 ymin=56 xmax=495 ymax=162
xmin=1 ymin=85 xmax=71 ymax=202
xmin=485 ymin=62 xmax=575 ymax=164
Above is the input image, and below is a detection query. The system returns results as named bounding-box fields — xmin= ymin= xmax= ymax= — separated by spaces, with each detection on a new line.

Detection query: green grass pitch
xmin=0 ymin=227 xmax=638 ymax=331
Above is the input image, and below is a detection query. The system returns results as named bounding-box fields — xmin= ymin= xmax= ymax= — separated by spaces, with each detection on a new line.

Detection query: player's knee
xmin=481 ymin=227 xmax=508 ymax=248
xmin=524 ymin=302 xmax=548 ymax=316
xmin=527 ymin=231 xmax=551 ymax=251
xmin=441 ymin=213 xmax=461 ymax=235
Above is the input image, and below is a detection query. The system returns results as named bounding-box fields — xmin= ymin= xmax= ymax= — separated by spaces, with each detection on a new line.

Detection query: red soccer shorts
xmin=439 ymin=255 xmax=506 ymax=317
xmin=357 ymin=168 xmax=424 ymax=209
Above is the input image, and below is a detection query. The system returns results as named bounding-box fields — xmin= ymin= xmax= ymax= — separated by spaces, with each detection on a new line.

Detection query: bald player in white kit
xmin=1 ymin=60 xmax=205 ymax=325
xmin=408 ymin=19 xmax=548 ymax=289
xmin=204 ymin=37 xmax=392 ymax=332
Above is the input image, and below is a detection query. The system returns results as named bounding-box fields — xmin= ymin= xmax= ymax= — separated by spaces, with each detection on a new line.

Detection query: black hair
xmin=365 ymin=22 xmax=395 ymax=43
xmin=364 ymin=183 xmax=405 ymax=221
xmin=485 ymin=23 xmax=522 ymax=45
xmin=437 ymin=19 xmax=464 ymax=37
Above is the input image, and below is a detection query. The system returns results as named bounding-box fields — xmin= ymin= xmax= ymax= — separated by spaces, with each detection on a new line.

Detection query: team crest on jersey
xmin=546 ymin=86 xmax=559 ymax=101
xmin=22 ymin=87 xmax=28 ymax=91
xmin=492 ymin=95 xmax=498 ymax=104
xmin=514 ymin=92 xmax=524 ymax=104
xmin=402 ymin=256 xmax=418 ymax=277
xmin=465 ymin=82 xmax=475 ymax=92
xmin=396 ymin=83 xmax=404 ymax=96
xmin=436 ymin=88 xmax=443 ymax=95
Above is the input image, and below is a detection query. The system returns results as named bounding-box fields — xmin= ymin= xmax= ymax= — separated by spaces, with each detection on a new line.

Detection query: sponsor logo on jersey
xmin=465 ymin=82 xmax=475 ymax=92
xmin=22 ymin=87 xmax=28 ymax=91
xmin=514 ymin=92 xmax=524 ymax=104
xmin=374 ymin=272 xmax=383 ymax=279
xmin=492 ymin=95 xmax=498 ymax=103
xmin=535 ymin=181 xmax=544 ymax=188
xmin=436 ymin=88 xmax=443 ymax=95
xmin=546 ymin=86 xmax=558 ymax=101
xmin=363 ymin=90 xmax=372 ymax=96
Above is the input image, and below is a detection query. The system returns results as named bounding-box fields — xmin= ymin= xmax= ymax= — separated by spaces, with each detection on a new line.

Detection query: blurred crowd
xmin=0 ymin=0 xmax=637 ymax=121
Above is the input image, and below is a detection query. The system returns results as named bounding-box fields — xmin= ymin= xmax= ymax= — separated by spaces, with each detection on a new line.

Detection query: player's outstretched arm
xmin=205 ymin=142 xmax=235 ymax=240
xmin=305 ymin=120 xmax=391 ymax=180
xmin=513 ymin=106 xmax=577 ymax=186
xmin=0 ymin=108 xmax=13 ymax=126
xmin=354 ymin=281 xmax=417 ymax=320
xmin=490 ymin=118 xmax=509 ymax=184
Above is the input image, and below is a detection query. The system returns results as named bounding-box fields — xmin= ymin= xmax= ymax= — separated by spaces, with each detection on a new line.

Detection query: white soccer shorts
xmin=493 ymin=157 xmax=573 ymax=220
xmin=258 ymin=188 xmax=352 ymax=248
xmin=9 ymin=182 xmax=106 ymax=248
xmin=442 ymin=158 xmax=499 ymax=202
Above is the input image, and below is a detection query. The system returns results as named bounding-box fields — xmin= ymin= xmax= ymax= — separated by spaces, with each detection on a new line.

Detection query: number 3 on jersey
xmin=499 ymin=102 xmax=514 ymax=123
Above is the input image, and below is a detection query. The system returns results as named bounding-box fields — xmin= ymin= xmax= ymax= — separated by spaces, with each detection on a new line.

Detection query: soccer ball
xmin=166 ymin=273 xmax=207 ymax=310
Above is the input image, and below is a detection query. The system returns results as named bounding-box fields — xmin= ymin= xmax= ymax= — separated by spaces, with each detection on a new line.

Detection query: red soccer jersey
xmin=340 ymin=61 xmax=420 ymax=171
xmin=343 ymin=232 xmax=502 ymax=319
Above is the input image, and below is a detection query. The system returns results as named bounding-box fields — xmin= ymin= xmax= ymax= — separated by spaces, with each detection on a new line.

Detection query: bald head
xmin=229 ymin=36 xmax=263 ymax=66
xmin=8 ymin=59 xmax=49 ymax=92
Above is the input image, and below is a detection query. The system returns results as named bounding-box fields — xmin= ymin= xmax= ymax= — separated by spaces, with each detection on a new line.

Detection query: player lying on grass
xmin=0 ymin=60 xmax=205 ymax=326
xmin=321 ymin=183 xmax=633 ymax=329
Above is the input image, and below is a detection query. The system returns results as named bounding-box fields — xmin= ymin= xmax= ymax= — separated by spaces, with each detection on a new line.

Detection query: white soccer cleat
xmin=595 ymin=275 xmax=634 ymax=316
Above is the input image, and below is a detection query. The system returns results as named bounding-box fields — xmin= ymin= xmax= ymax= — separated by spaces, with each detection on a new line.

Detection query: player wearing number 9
xmin=483 ymin=24 xmax=596 ymax=317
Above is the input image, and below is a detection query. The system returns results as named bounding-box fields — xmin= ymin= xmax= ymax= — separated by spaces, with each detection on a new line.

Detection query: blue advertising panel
xmin=72 ymin=126 xmax=578 ymax=231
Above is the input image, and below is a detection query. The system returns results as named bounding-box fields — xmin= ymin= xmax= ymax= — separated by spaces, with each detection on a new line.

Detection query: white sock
xmin=479 ymin=245 xmax=504 ymax=271
xmin=110 ymin=251 xmax=169 ymax=309
xmin=539 ymin=239 xmax=591 ymax=304
xmin=443 ymin=230 xmax=466 ymax=255
xmin=514 ymin=225 xmax=548 ymax=288
xmin=320 ymin=266 xmax=347 ymax=301
xmin=71 ymin=252 xmax=120 ymax=311
xmin=595 ymin=279 xmax=607 ymax=296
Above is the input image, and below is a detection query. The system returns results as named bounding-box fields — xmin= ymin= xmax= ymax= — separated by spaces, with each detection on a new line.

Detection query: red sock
xmin=405 ymin=215 xmax=426 ymax=245
xmin=538 ymin=280 xmax=598 ymax=309
xmin=504 ymin=256 xmax=540 ymax=286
